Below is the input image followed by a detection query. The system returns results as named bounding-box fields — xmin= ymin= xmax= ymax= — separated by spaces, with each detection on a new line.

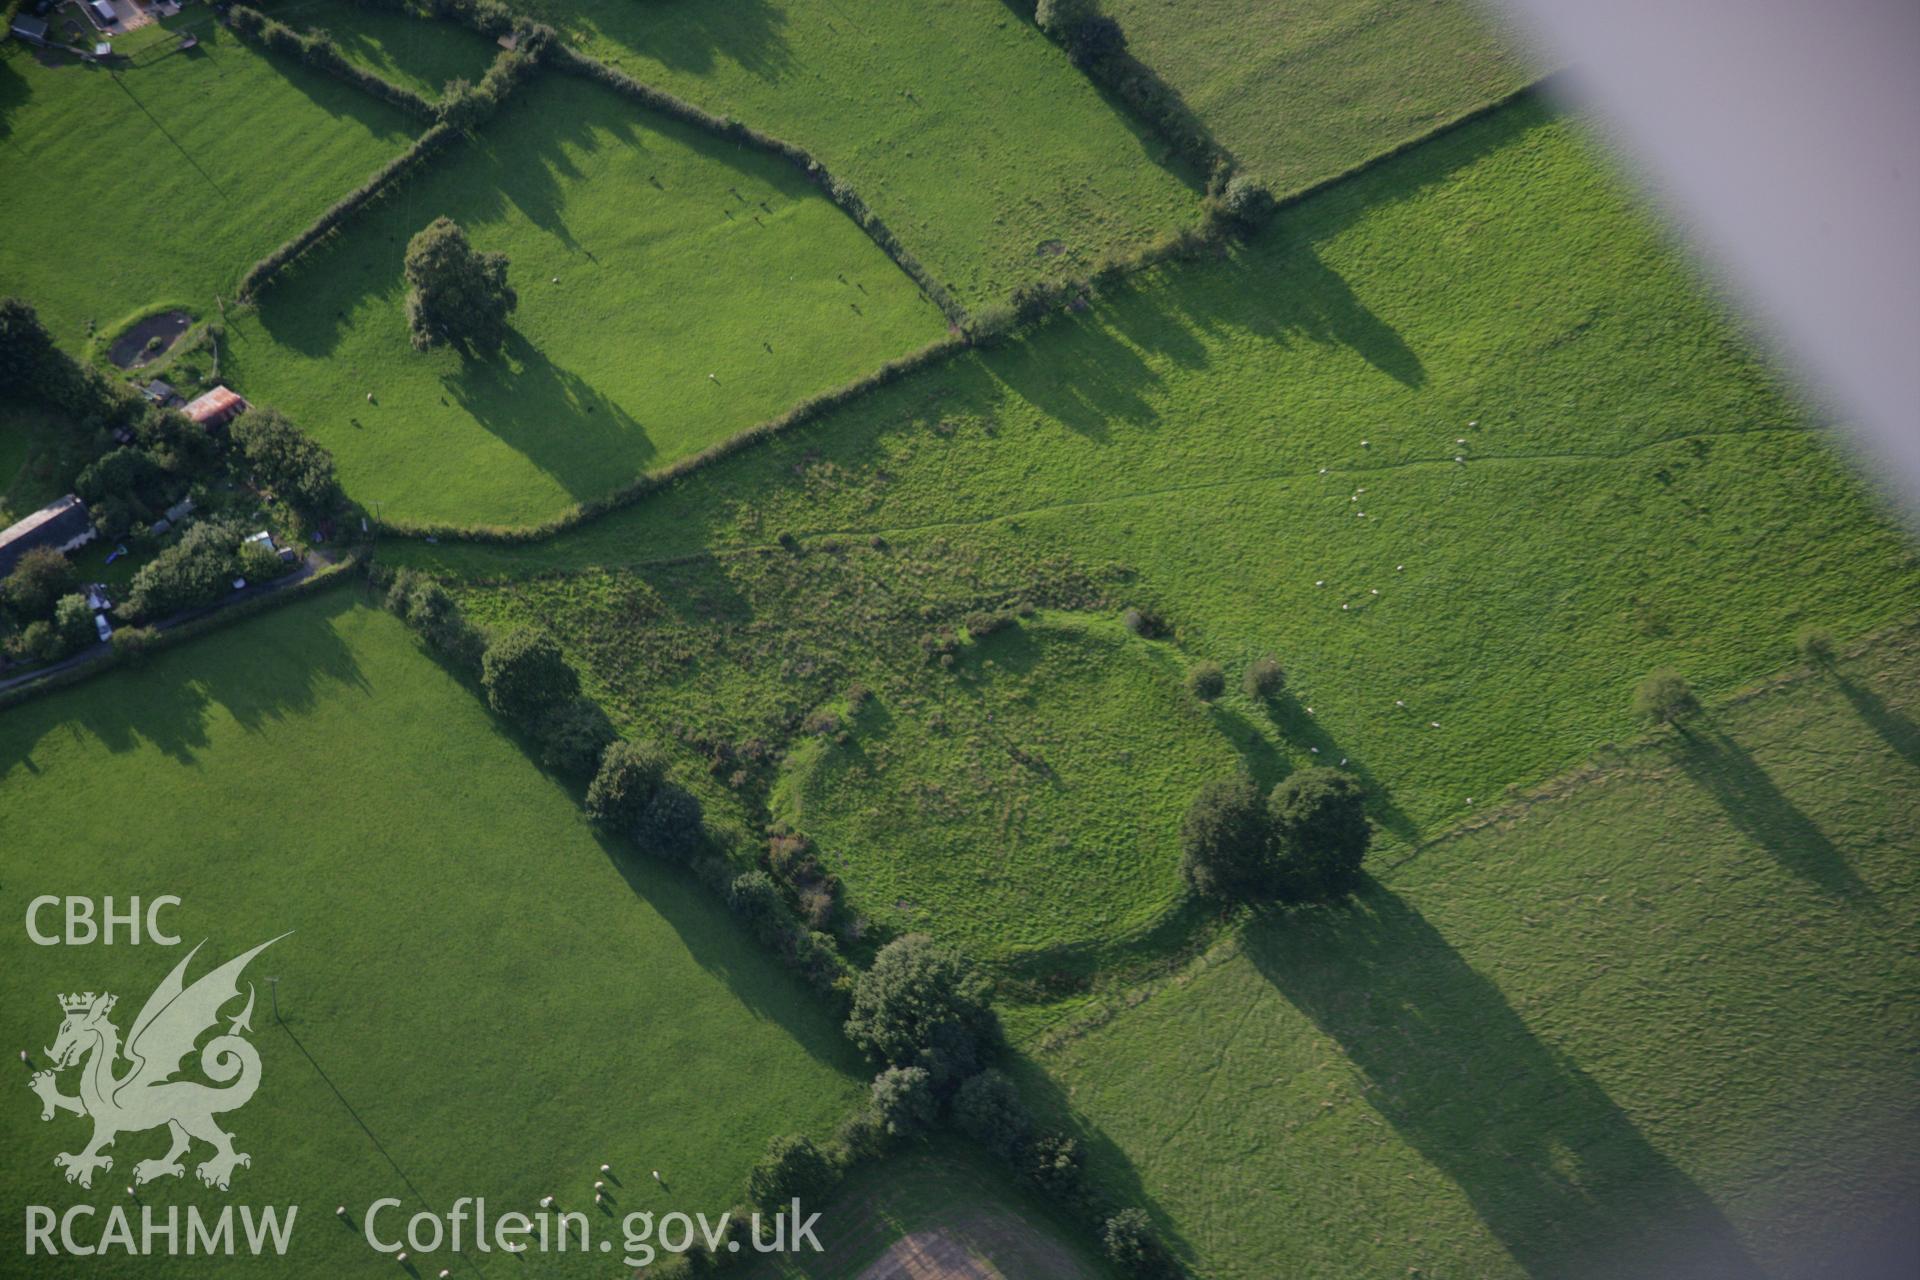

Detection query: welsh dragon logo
xmin=28 ymin=935 xmax=287 ymax=1192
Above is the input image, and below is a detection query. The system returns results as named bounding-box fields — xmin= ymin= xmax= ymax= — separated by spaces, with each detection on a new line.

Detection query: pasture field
xmin=401 ymin=99 xmax=1920 ymax=966
xmin=746 ymin=1139 xmax=1112 ymax=1279
xmin=223 ymin=69 xmax=945 ymax=529
xmin=769 ymin=613 xmax=1248 ymax=961
xmin=1020 ymin=623 xmax=1920 ymax=1279
xmin=1105 ymin=0 xmax=1534 ymax=190
xmin=513 ymin=0 xmax=1201 ymax=307
xmin=269 ymin=0 xmax=496 ymax=100
xmin=0 ymin=586 xmax=865 ymax=1278
xmin=0 ymin=15 xmax=419 ymax=349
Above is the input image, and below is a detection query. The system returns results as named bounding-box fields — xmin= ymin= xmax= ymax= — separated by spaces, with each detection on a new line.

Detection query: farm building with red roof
xmin=183 ymin=385 xmax=249 ymax=429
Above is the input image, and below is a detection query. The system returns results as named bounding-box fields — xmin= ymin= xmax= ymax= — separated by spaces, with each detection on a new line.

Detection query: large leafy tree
xmin=746 ymin=1135 xmax=836 ymax=1211
xmin=230 ymin=408 xmax=339 ymax=515
xmin=125 ymin=521 xmax=244 ymax=621
xmin=1178 ymin=775 xmax=1279 ymax=903
xmin=844 ymin=934 xmax=999 ymax=1085
xmin=2 ymin=548 xmax=77 ymax=621
xmin=1269 ymin=767 xmax=1371 ymax=900
xmin=584 ymin=738 xmax=669 ymax=831
xmin=479 ymin=626 xmax=577 ymax=724
xmin=1635 ymin=667 xmax=1701 ymax=728
xmin=403 ymin=217 xmax=517 ymax=353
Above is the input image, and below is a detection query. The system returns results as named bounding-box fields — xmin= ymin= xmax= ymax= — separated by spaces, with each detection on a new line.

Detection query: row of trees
xmin=743 ymin=932 xmax=1184 ymax=1278
xmin=376 ymin=577 xmax=1188 ymax=1274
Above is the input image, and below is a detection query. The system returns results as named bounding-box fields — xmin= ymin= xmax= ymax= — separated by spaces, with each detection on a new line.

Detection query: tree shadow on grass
xmin=0 ymin=586 xmax=368 ymax=776
xmin=566 ymin=0 xmax=793 ymax=83
xmin=590 ymin=827 xmax=867 ymax=1079
xmin=984 ymin=306 xmax=1163 ymax=441
xmin=1831 ymin=669 xmax=1920 ymax=769
xmin=1086 ymin=99 xmax=1565 ymax=396
xmin=443 ymin=328 xmax=654 ymax=500
xmin=1007 ymin=1053 xmax=1204 ymax=1271
xmin=237 ymin=27 xmax=416 ymax=142
xmin=1669 ymin=720 xmax=1874 ymax=903
xmin=1186 ymin=237 xmax=1425 ymax=389
xmin=1252 ymin=693 xmax=1419 ymax=847
xmin=0 ymin=52 xmax=29 ymax=142
xmin=395 ymin=597 xmax=864 ymax=1080
xmin=1246 ymin=883 xmax=1761 ymax=1279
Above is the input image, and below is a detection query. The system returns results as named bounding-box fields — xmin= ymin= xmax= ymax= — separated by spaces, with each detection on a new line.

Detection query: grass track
xmin=1020 ymin=623 xmax=1920 ymax=1278
xmin=0 ymin=587 xmax=864 ymax=1277
xmin=398 ymin=100 xmax=1920 ymax=963
xmin=222 ymin=69 xmax=946 ymax=529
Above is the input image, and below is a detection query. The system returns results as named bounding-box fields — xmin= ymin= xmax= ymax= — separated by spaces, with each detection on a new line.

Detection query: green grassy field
xmin=746 ymin=1140 xmax=1112 ymax=1278
xmin=399 ymin=99 xmax=1920 ymax=966
xmin=0 ymin=586 xmax=865 ymax=1277
xmin=1105 ymin=0 xmax=1534 ymax=191
xmin=268 ymin=0 xmax=496 ymax=100
xmin=770 ymin=613 xmax=1248 ymax=961
xmin=0 ymin=15 xmax=419 ymax=349
xmin=513 ymin=0 xmax=1200 ymax=308
xmin=1021 ymin=623 xmax=1920 ymax=1279
xmin=223 ymin=68 xmax=945 ymax=529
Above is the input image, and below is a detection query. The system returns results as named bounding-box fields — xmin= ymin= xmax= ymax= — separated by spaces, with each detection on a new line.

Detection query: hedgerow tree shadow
xmin=1106 ymin=98 xmax=1559 ymax=392
xmin=1669 ymin=719 xmax=1872 ymax=902
xmin=0 ymin=53 xmax=28 ymax=141
xmin=592 ymin=826 xmax=867 ymax=1078
xmin=0 ymin=588 xmax=368 ymax=773
xmin=1253 ymin=693 xmax=1419 ymax=846
xmin=388 ymin=581 xmax=864 ymax=1077
xmin=1008 ymin=1053 xmax=1203 ymax=1271
xmin=1208 ymin=238 xmax=1424 ymax=388
xmin=986 ymin=0 xmax=1215 ymax=192
xmin=985 ymin=307 xmax=1163 ymax=440
xmin=1246 ymin=884 xmax=1760 ymax=1279
xmin=562 ymin=0 xmax=793 ymax=83
xmin=244 ymin=32 xmax=416 ymax=143
xmin=444 ymin=328 xmax=653 ymax=499
xmin=1831 ymin=667 xmax=1920 ymax=768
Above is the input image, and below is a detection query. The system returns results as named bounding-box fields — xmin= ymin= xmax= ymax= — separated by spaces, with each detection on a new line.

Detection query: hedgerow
xmin=542 ymin=44 xmax=966 ymax=326
xmin=224 ymin=6 xmax=437 ymax=121
xmin=234 ymin=124 xmax=459 ymax=301
xmin=369 ymin=334 xmax=966 ymax=542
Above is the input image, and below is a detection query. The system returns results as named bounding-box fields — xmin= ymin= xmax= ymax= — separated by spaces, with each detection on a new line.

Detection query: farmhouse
xmin=0 ymin=495 xmax=96 ymax=578
xmin=182 ymin=385 xmax=249 ymax=430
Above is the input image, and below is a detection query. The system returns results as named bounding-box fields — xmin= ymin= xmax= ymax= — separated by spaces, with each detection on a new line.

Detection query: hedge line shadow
xmin=1246 ymin=882 xmax=1760 ymax=1278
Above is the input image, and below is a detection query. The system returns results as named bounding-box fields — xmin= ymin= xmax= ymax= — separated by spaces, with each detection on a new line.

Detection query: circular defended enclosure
xmin=773 ymin=614 xmax=1254 ymax=962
